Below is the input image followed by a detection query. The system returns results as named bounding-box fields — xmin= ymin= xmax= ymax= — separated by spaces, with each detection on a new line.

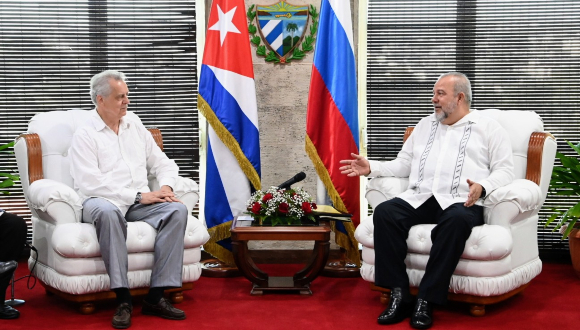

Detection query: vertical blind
xmin=0 ymin=0 xmax=199 ymax=241
xmin=366 ymin=0 xmax=580 ymax=258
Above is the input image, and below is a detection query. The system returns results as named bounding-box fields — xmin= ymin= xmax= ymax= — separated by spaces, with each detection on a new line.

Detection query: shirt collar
xmin=453 ymin=109 xmax=479 ymax=126
xmin=430 ymin=108 xmax=480 ymax=126
xmin=90 ymin=109 xmax=130 ymax=132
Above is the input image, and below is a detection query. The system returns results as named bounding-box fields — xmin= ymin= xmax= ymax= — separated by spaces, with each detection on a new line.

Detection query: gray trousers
xmin=82 ymin=198 xmax=188 ymax=290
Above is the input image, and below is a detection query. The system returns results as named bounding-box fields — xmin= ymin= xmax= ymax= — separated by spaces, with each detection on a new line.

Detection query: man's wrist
xmin=134 ymin=192 xmax=142 ymax=204
xmin=480 ymin=186 xmax=487 ymax=198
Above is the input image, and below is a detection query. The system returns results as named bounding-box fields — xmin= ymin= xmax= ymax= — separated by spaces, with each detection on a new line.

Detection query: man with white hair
xmin=70 ymin=70 xmax=188 ymax=329
xmin=340 ymin=72 xmax=514 ymax=329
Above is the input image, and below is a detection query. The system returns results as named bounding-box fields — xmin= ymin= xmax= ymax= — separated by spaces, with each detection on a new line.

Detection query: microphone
xmin=277 ymin=172 xmax=306 ymax=190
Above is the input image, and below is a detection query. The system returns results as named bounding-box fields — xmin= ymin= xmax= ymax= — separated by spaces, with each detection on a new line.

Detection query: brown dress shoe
xmin=112 ymin=303 xmax=132 ymax=329
xmin=141 ymin=297 xmax=186 ymax=320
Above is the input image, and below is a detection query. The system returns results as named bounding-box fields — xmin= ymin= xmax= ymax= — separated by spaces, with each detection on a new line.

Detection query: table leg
xmin=232 ymin=240 xmax=269 ymax=287
xmin=293 ymin=240 xmax=330 ymax=287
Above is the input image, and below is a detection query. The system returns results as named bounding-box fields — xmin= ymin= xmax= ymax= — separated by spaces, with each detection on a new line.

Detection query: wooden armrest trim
xmin=18 ymin=133 xmax=44 ymax=185
xmin=526 ymin=132 xmax=555 ymax=186
xmin=147 ymin=128 xmax=164 ymax=151
xmin=403 ymin=127 xmax=414 ymax=143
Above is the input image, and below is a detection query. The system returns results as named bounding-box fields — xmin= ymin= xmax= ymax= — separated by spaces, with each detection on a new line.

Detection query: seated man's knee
xmin=83 ymin=198 xmax=123 ymax=223
xmin=168 ymin=203 xmax=188 ymax=222
xmin=373 ymin=200 xmax=398 ymax=226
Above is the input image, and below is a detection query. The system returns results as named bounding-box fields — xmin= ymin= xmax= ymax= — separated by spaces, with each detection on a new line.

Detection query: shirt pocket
xmin=97 ymin=147 xmax=118 ymax=174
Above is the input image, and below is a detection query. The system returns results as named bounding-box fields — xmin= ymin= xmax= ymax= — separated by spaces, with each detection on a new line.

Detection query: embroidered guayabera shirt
xmin=368 ymin=110 xmax=514 ymax=210
xmin=69 ymin=110 xmax=178 ymax=215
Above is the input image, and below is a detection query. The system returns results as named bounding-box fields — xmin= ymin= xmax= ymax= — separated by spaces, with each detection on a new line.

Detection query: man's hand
xmin=141 ymin=185 xmax=181 ymax=204
xmin=339 ymin=153 xmax=371 ymax=177
xmin=465 ymin=179 xmax=483 ymax=207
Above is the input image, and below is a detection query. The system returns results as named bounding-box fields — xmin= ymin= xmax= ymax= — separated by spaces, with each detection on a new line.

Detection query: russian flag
xmin=305 ymin=0 xmax=360 ymax=265
xmin=198 ymin=0 xmax=261 ymax=265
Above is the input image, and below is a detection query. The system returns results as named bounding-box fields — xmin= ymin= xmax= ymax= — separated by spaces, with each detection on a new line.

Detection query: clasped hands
xmin=339 ymin=153 xmax=484 ymax=208
xmin=139 ymin=185 xmax=182 ymax=205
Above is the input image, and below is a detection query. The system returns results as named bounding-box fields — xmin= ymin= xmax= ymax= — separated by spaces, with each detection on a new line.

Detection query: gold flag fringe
xmin=198 ymin=94 xmax=261 ymax=191
xmin=203 ymin=220 xmax=235 ymax=266
xmin=305 ymin=136 xmax=361 ymax=266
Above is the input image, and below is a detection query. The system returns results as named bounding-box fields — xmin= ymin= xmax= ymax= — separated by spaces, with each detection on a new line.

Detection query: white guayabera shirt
xmin=368 ymin=109 xmax=514 ymax=210
xmin=69 ymin=110 xmax=178 ymax=215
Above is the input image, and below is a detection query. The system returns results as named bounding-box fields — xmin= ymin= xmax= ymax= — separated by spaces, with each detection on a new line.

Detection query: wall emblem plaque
xmin=247 ymin=1 xmax=318 ymax=64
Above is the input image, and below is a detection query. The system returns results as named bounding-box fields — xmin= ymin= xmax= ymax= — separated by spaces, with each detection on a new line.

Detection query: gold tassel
xmin=203 ymin=221 xmax=235 ymax=266
xmin=198 ymin=94 xmax=261 ymax=190
xmin=306 ymin=136 xmax=361 ymax=266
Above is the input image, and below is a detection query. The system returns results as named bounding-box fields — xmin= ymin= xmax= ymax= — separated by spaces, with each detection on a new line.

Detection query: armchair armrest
xmin=365 ymin=176 xmax=409 ymax=210
xmin=27 ymin=179 xmax=83 ymax=225
xmin=148 ymin=176 xmax=199 ymax=213
xmin=483 ymin=179 xmax=541 ymax=212
xmin=483 ymin=179 xmax=542 ymax=227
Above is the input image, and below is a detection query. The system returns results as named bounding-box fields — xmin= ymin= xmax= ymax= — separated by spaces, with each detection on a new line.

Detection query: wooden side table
xmin=230 ymin=217 xmax=331 ymax=295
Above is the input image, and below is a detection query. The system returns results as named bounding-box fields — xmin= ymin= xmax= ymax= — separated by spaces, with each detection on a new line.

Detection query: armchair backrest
xmin=18 ymin=110 xmax=93 ymax=190
xmin=477 ymin=109 xmax=544 ymax=181
xmin=15 ymin=110 xmax=164 ymax=196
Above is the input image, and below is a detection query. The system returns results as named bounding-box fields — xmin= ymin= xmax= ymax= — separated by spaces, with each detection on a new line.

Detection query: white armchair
xmin=354 ymin=109 xmax=556 ymax=316
xmin=14 ymin=110 xmax=209 ymax=314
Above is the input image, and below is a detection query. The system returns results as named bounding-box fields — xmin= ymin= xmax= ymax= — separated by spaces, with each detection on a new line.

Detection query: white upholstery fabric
xmin=355 ymin=109 xmax=556 ymax=299
xmin=15 ymin=110 xmax=210 ymax=295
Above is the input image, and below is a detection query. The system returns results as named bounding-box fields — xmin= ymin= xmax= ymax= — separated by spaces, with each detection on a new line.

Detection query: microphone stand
xmin=4 ymin=273 xmax=24 ymax=306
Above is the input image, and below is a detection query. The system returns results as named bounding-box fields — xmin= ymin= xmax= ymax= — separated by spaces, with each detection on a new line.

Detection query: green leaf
xmin=251 ymin=36 xmax=261 ymax=46
xmin=562 ymin=221 xmax=578 ymax=239
xmin=248 ymin=24 xmax=257 ymax=35
xmin=0 ymin=172 xmax=19 ymax=180
xmin=291 ymin=48 xmax=305 ymax=60
xmin=257 ymin=45 xmax=266 ymax=56
xmin=567 ymin=202 xmax=580 ymax=217
xmin=0 ymin=179 xmax=14 ymax=188
xmin=566 ymin=140 xmax=580 ymax=156
xmin=247 ymin=5 xmax=255 ymax=20
xmin=545 ymin=211 xmax=562 ymax=226
xmin=265 ymin=51 xmax=280 ymax=62
xmin=0 ymin=141 xmax=15 ymax=153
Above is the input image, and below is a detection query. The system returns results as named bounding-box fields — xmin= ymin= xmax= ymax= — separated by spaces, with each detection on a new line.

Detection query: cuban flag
xmin=305 ymin=0 xmax=360 ymax=265
xmin=198 ymin=0 xmax=261 ymax=265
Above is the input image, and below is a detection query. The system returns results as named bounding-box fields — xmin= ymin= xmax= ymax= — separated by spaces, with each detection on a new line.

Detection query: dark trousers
xmin=373 ymin=196 xmax=483 ymax=305
xmin=0 ymin=212 xmax=27 ymax=302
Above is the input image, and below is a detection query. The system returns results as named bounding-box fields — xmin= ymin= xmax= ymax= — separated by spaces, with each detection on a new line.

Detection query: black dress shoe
xmin=377 ymin=288 xmax=412 ymax=325
xmin=142 ymin=298 xmax=186 ymax=320
xmin=410 ymin=298 xmax=433 ymax=329
xmin=0 ymin=304 xmax=20 ymax=319
xmin=0 ymin=261 xmax=18 ymax=281
xmin=112 ymin=303 xmax=132 ymax=329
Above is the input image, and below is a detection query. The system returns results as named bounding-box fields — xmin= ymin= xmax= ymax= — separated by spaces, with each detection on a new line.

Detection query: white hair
xmin=90 ymin=70 xmax=127 ymax=105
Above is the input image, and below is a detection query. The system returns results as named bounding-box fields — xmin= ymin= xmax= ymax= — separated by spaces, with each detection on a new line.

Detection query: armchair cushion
xmin=53 ymin=215 xmax=210 ymax=259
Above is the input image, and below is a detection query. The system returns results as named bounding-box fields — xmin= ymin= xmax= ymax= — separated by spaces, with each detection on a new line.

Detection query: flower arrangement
xmin=246 ymin=186 xmax=317 ymax=226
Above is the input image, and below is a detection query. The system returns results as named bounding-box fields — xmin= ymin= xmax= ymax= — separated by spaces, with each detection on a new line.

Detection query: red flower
xmin=262 ymin=193 xmax=273 ymax=203
xmin=251 ymin=202 xmax=261 ymax=214
xmin=301 ymin=202 xmax=313 ymax=214
xmin=312 ymin=203 xmax=317 ymax=210
xmin=278 ymin=202 xmax=289 ymax=214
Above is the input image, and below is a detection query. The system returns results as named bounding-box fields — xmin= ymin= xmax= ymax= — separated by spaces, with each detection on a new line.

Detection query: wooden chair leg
xmin=380 ymin=292 xmax=390 ymax=305
xmin=79 ymin=302 xmax=96 ymax=314
xmin=169 ymin=291 xmax=183 ymax=304
xmin=470 ymin=304 xmax=485 ymax=317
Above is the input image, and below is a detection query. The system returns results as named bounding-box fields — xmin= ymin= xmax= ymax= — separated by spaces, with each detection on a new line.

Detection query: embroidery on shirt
xmin=411 ymin=121 xmax=439 ymax=192
xmin=450 ymin=122 xmax=473 ymax=197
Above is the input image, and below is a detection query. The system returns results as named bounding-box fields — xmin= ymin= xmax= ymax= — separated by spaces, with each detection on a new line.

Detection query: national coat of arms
xmin=247 ymin=1 xmax=318 ymax=64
